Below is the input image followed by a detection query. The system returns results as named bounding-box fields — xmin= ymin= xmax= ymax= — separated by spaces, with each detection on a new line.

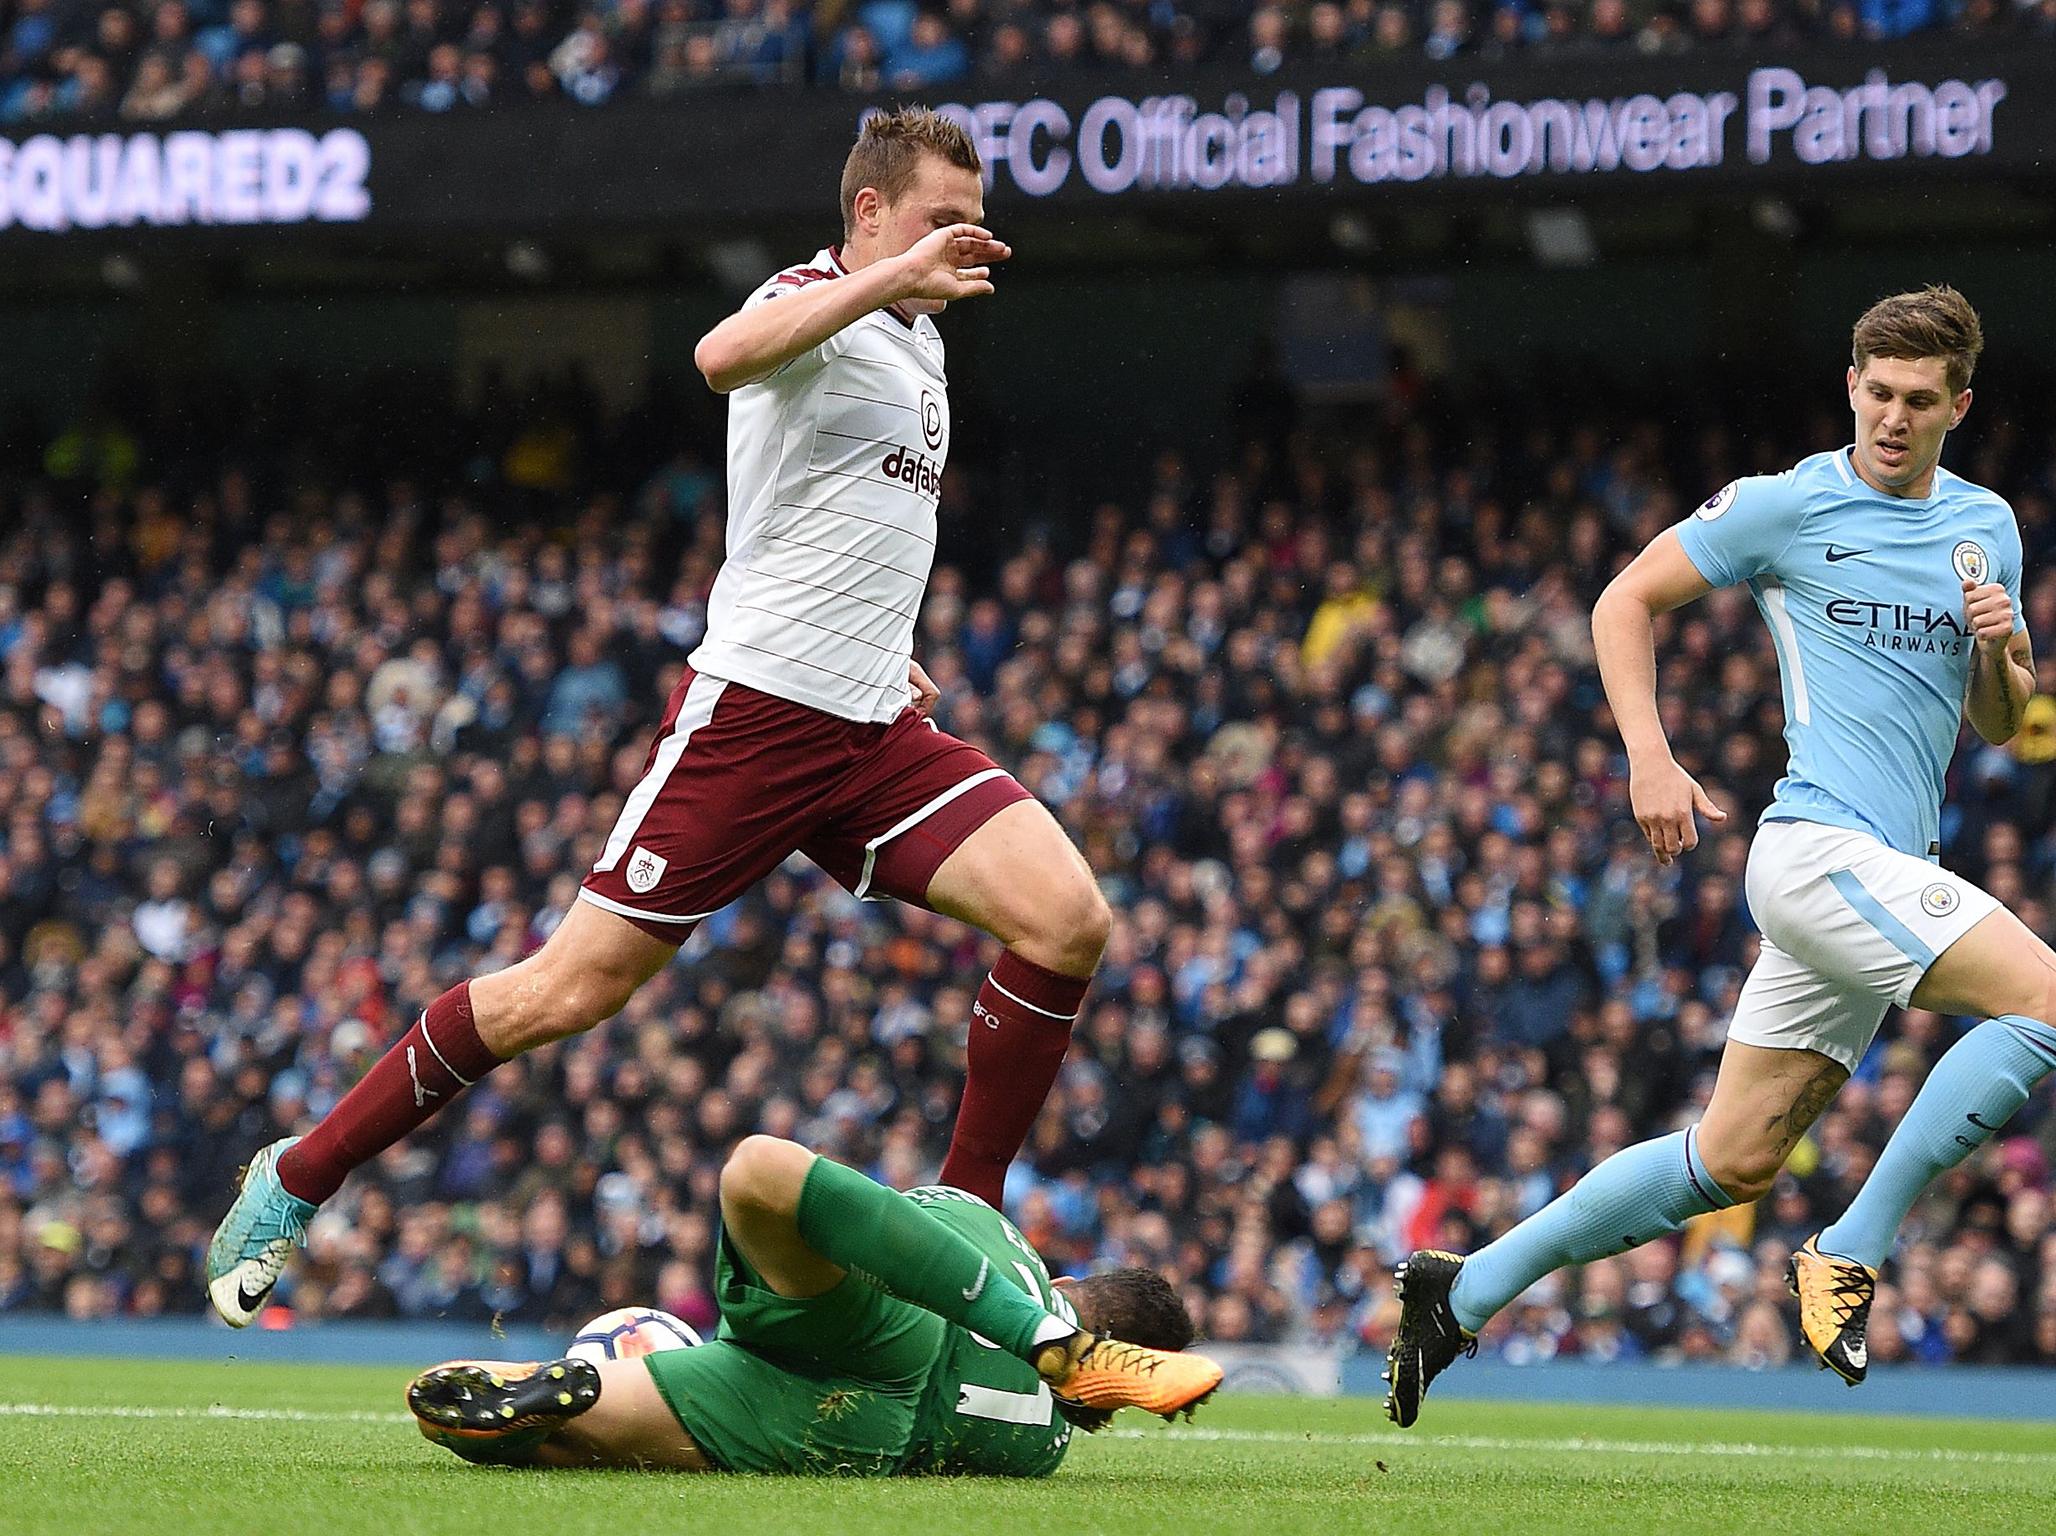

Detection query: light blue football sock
xmin=1819 ymin=1016 xmax=2056 ymax=1270
xmin=1448 ymin=1128 xmax=1734 ymax=1333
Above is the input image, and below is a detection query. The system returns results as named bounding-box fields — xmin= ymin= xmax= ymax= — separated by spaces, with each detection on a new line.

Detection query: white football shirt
xmin=689 ymin=247 xmax=950 ymax=723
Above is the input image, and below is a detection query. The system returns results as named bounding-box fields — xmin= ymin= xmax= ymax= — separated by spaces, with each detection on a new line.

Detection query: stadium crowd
xmin=2 ymin=0 xmax=2052 ymax=126
xmin=3 ymin=368 xmax=2056 ymax=1376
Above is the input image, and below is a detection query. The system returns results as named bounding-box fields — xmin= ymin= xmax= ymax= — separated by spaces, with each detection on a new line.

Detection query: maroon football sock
xmin=276 ymin=981 xmax=503 ymax=1204
xmin=940 ymin=952 xmax=1089 ymax=1208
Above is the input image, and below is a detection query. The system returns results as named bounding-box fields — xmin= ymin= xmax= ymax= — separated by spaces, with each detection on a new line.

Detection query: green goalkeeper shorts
xmin=643 ymin=1222 xmax=945 ymax=1476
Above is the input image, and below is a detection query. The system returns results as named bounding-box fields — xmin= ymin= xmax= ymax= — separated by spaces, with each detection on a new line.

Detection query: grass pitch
xmin=2 ymin=1355 xmax=2049 ymax=1536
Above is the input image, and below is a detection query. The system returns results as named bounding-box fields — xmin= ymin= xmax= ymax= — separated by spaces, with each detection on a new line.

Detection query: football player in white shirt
xmin=208 ymin=109 xmax=1112 ymax=1327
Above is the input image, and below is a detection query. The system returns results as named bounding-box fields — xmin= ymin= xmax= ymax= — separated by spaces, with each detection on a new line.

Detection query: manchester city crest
xmin=1952 ymin=540 xmax=1990 ymax=585
xmin=1920 ymin=883 xmax=1960 ymax=918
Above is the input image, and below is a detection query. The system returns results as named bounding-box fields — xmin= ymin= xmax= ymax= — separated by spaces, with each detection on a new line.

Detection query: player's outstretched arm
xmin=1964 ymin=579 xmax=2035 ymax=745
xmin=694 ymin=224 xmax=1010 ymax=393
xmin=1593 ymin=527 xmax=1726 ymax=866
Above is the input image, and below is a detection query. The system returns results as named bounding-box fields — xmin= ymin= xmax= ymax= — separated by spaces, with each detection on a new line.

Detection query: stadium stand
xmin=1 ymin=370 xmax=2055 ymax=1375
xmin=4 ymin=0 xmax=2054 ymax=126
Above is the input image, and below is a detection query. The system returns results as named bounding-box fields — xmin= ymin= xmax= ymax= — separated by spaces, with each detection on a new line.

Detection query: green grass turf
xmin=2 ymin=1355 xmax=2050 ymax=1536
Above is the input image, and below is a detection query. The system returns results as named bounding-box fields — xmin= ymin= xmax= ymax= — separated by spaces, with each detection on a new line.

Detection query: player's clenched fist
xmin=1628 ymin=757 xmax=1727 ymax=866
xmin=1964 ymin=578 xmax=2015 ymax=654
xmin=891 ymin=224 xmax=1012 ymax=313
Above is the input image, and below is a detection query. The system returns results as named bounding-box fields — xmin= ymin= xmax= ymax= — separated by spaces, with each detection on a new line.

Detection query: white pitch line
xmin=1109 ymin=1425 xmax=2056 ymax=1469
xmin=2 ymin=1404 xmax=2049 ymax=1470
xmin=0 ymin=1402 xmax=412 ymax=1426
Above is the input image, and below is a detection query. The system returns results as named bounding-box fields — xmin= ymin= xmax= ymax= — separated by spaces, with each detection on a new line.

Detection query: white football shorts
xmin=1729 ymin=818 xmax=2000 ymax=1071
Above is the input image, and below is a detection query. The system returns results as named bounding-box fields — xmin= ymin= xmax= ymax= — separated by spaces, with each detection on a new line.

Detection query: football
xmin=566 ymin=1307 xmax=705 ymax=1364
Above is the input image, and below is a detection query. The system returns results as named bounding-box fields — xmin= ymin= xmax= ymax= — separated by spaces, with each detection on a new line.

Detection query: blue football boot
xmin=206 ymin=1137 xmax=318 ymax=1327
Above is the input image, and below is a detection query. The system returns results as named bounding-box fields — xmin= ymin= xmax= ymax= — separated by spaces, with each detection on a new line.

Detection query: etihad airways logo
xmin=1825 ymin=598 xmax=1969 ymax=654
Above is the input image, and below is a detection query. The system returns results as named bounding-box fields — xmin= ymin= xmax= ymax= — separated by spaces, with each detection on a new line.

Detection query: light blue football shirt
xmin=1674 ymin=446 xmax=2024 ymax=860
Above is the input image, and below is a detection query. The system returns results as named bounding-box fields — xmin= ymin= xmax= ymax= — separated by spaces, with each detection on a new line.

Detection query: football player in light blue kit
xmin=1386 ymin=286 xmax=2044 ymax=1424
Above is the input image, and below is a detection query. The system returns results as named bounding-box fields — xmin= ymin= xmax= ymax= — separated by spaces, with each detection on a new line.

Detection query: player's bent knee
xmin=1022 ymin=878 xmax=1111 ymax=975
xmin=572 ymin=966 xmax=648 ymax=1029
xmin=530 ymin=950 xmax=650 ymax=1040
xmin=504 ymin=981 xmax=613 ymax=1054
xmin=720 ymin=1135 xmax=811 ymax=1215
xmin=1699 ymin=1143 xmax=1780 ymax=1204
xmin=495 ymin=898 xmax=675 ymax=1050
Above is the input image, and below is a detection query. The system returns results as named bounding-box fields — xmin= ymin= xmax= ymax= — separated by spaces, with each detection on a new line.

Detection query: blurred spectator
xmin=0 ymin=0 xmax=2033 ymax=126
xmin=888 ymin=10 xmax=969 ymax=87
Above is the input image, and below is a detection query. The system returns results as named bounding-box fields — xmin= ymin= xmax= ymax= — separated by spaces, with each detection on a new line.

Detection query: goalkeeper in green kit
xmin=407 ymin=1136 xmax=1223 ymax=1477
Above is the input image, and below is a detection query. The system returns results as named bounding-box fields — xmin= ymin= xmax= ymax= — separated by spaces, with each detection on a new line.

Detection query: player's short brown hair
xmin=1055 ymin=1267 xmax=1199 ymax=1434
xmin=839 ymin=106 xmax=981 ymax=240
xmin=1852 ymin=285 xmax=1984 ymax=396
xmin=1066 ymin=1267 xmax=1197 ymax=1352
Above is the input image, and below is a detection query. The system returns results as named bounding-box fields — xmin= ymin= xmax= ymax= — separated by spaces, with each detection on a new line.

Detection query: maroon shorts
xmin=580 ymin=667 xmax=1033 ymax=940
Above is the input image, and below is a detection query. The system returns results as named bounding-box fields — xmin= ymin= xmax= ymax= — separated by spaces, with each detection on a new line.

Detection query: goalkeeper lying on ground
xmin=407 ymin=1135 xmax=1223 ymax=1476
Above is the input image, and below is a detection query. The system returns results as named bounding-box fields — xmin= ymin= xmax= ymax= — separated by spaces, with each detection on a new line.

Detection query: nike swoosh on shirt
xmin=1825 ymin=547 xmax=1872 ymax=563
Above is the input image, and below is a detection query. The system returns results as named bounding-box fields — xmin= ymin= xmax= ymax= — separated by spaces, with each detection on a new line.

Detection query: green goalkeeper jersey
xmin=644 ymin=1181 xmax=1078 ymax=1479
xmin=896 ymin=1185 xmax=1076 ymax=1478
